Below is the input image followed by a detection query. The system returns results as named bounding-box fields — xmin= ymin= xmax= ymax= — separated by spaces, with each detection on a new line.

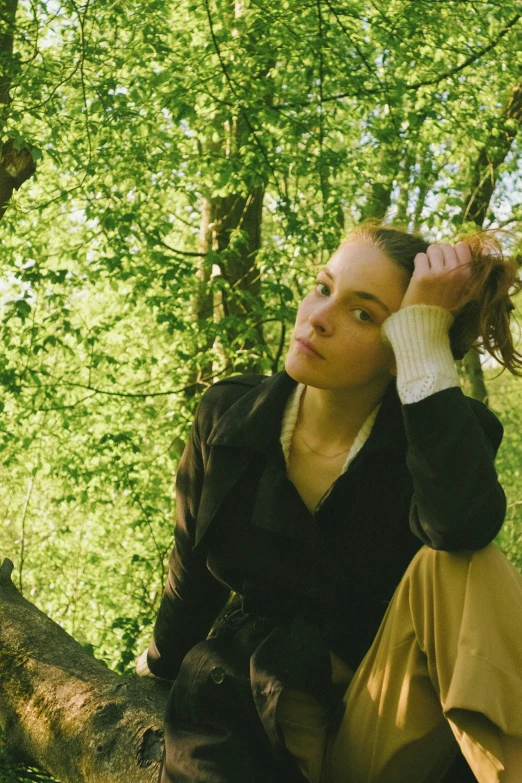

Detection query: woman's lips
xmin=295 ymin=338 xmax=325 ymax=359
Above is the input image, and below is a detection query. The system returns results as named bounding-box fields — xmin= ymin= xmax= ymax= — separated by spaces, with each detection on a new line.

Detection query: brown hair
xmin=345 ymin=220 xmax=522 ymax=376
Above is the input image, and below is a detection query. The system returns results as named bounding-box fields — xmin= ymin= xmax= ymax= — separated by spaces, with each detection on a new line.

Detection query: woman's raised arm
xmin=382 ymin=302 xmax=506 ymax=551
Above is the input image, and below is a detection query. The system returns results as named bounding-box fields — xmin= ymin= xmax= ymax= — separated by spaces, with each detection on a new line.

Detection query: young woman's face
xmin=285 ymin=240 xmax=410 ymax=392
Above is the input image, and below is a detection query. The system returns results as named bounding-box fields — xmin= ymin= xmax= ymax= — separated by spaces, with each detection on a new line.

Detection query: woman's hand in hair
xmin=398 ymin=241 xmax=473 ymax=314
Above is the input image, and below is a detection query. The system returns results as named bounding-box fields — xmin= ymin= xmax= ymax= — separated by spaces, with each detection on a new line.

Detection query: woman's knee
xmin=409 ymin=542 xmax=518 ymax=584
xmin=406 ymin=542 xmax=503 ymax=582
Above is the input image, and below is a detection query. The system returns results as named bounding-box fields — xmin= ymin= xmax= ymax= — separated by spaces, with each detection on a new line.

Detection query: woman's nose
xmin=308 ymin=301 xmax=334 ymax=335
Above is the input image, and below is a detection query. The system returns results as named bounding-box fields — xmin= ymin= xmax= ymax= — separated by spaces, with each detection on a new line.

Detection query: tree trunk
xmin=188 ymin=0 xmax=270 ymax=376
xmin=360 ymin=116 xmax=405 ymax=223
xmin=462 ymin=349 xmax=489 ymax=405
xmin=200 ymin=182 xmax=265 ymax=375
xmin=0 ymin=1 xmax=37 ymax=219
xmin=393 ymin=148 xmax=415 ymax=226
xmin=214 ymin=183 xmax=265 ymax=320
xmin=0 ymin=0 xmax=18 ymax=122
xmin=0 ymin=558 xmax=170 ymax=783
xmin=182 ymin=196 xmax=217 ymax=399
xmin=195 ymin=197 xmax=216 ymax=325
xmin=0 ymin=139 xmax=37 ymax=220
xmin=412 ymin=151 xmax=436 ymax=232
xmin=461 ymin=81 xmax=522 ymax=227
xmin=191 ymin=177 xmax=266 ymax=379
xmin=458 ymin=78 xmax=522 ymax=402
xmin=361 ymin=179 xmax=395 ymax=222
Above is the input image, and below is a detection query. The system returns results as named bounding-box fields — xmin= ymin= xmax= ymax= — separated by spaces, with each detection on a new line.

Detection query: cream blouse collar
xmin=279 ymin=383 xmax=381 ymax=473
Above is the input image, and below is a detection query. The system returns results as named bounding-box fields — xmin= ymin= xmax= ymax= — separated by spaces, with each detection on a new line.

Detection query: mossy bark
xmin=0 ymin=558 xmax=171 ymax=783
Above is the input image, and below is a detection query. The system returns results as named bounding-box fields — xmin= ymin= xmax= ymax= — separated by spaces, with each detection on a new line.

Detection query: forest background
xmin=0 ymin=0 xmax=521 ymax=762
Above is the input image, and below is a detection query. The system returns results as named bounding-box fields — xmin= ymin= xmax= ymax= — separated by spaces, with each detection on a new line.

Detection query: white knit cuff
xmin=136 ymin=649 xmax=155 ymax=678
xmin=381 ymin=305 xmax=459 ymax=404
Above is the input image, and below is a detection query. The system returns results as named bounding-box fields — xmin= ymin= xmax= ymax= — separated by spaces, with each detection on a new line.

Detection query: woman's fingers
xmin=455 ymin=240 xmax=472 ymax=267
xmin=439 ymin=243 xmax=458 ymax=268
xmin=419 ymin=242 xmax=472 ymax=278
xmin=425 ymin=242 xmax=467 ymax=271
xmin=401 ymin=241 xmax=473 ymax=312
xmin=412 ymin=251 xmax=430 ymax=275
xmin=426 ymin=244 xmax=446 ymax=269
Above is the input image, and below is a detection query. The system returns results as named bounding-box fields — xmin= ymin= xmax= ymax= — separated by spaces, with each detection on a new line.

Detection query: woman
xmin=136 ymin=223 xmax=522 ymax=783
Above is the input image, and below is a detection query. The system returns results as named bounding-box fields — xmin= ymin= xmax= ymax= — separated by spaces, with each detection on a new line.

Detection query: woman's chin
xmin=284 ymin=353 xmax=319 ymax=386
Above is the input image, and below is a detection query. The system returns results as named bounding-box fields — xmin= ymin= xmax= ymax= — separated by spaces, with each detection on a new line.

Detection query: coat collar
xmin=206 ymin=370 xmax=406 ymax=459
xmin=206 ymin=371 xmax=297 ymax=455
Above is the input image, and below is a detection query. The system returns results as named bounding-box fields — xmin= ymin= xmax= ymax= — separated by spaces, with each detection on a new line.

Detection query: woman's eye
xmin=353 ymin=308 xmax=373 ymax=323
xmin=315 ymin=282 xmax=330 ymax=296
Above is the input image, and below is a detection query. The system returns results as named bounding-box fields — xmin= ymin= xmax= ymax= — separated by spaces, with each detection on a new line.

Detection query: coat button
xmin=210 ymin=666 xmax=225 ymax=685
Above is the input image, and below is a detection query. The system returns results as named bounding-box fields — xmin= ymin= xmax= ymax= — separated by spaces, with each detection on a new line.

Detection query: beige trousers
xmin=276 ymin=544 xmax=522 ymax=783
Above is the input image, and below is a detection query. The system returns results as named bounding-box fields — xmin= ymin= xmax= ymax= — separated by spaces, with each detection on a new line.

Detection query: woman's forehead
xmin=326 ymin=240 xmax=400 ymax=282
xmin=324 ymin=241 xmax=409 ymax=309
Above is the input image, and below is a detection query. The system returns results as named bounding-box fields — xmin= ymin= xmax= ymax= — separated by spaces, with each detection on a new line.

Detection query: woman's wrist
xmin=135 ymin=649 xmax=155 ymax=678
xmin=381 ymin=305 xmax=459 ymax=403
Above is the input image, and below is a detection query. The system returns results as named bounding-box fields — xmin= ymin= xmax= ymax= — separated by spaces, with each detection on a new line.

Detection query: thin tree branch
xmin=280 ymin=11 xmax=522 ymax=106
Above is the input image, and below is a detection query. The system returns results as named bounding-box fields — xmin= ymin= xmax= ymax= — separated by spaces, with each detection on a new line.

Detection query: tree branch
xmin=0 ymin=558 xmax=169 ymax=782
xmin=279 ymin=11 xmax=522 ymax=107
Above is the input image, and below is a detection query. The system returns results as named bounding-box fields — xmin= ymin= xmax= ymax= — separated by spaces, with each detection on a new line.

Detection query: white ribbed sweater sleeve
xmin=381 ymin=304 xmax=460 ymax=404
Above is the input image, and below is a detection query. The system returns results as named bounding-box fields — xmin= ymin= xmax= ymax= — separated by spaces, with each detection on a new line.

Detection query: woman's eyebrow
xmin=322 ymin=269 xmax=391 ymax=314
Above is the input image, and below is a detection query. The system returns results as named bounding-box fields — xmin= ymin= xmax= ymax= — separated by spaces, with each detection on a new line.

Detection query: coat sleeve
xmin=146 ymin=396 xmax=231 ymax=680
xmin=404 ymin=386 xmax=506 ymax=550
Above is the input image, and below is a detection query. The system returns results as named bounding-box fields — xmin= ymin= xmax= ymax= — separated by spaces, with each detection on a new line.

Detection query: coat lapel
xmin=343 ymin=379 xmax=407 ymax=472
xmin=194 ymin=372 xmax=296 ymax=548
xmin=205 ymin=371 xmax=297 ymax=452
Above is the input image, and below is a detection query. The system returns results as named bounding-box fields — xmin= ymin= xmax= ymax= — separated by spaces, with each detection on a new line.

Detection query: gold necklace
xmin=296 ymin=422 xmax=351 ymax=459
